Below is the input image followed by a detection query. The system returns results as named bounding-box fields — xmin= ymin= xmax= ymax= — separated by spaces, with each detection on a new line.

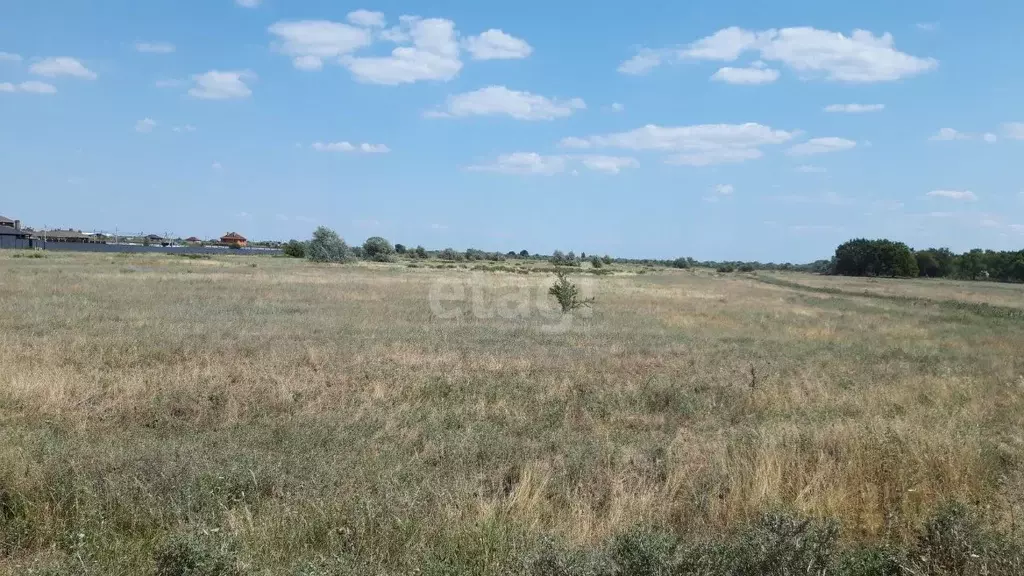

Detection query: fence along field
xmin=1 ymin=250 xmax=1024 ymax=574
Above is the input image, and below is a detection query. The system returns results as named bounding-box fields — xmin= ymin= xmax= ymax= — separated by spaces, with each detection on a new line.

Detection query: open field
xmin=2 ymin=252 xmax=1024 ymax=574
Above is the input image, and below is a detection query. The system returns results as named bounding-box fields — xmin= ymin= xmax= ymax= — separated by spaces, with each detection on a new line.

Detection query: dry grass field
xmin=1 ymin=251 xmax=1024 ymax=574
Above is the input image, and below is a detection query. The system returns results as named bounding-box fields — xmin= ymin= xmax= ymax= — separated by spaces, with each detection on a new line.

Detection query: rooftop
xmin=40 ymin=229 xmax=93 ymax=240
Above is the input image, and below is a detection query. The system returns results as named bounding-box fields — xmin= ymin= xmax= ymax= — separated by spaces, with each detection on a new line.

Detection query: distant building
xmin=40 ymin=229 xmax=97 ymax=243
xmin=220 ymin=232 xmax=247 ymax=248
xmin=0 ymin=216 xmax=35 ymax=249
xmin=185 ymin=236 xmax=202 ymax=244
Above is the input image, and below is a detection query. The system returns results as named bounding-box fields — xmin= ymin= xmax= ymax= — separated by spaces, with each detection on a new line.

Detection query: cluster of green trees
xmin=833 ymin=239 xmax=919 ymax=277
xmin=282 ymin=228 xmax=429 ymax=264
xmin=830 ymin=239 xmax=1024 ymax=282
xmin=286 ymin=227 xmax=1024 ymax=284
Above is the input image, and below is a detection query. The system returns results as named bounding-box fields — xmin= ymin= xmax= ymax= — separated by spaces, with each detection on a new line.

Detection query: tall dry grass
xmin=0 ymin=252 xmax=1022 ymax=573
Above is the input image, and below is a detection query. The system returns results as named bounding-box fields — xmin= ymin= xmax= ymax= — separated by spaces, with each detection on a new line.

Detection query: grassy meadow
xmin=1 ymin=251 xmax=1024 ymax=574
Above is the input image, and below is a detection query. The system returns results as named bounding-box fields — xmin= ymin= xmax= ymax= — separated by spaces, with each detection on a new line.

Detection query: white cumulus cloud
xmin=824 ymin=103 xmax=885 ymax=113
xmin=786 ymin=137 xmax=857 ymax=156
xmin=269 ymin=20 xmax=373 ymax=71
xmin=135 ymin=42 xmax=176 ymax=54
xmin=464 ymin=29 xmax=532 ymax=60
xmin=618 ymin=49 xmax=665 ymax=75
xmin=189 ymin=70 xmax=254 ymax=100
xmin=711 ymin=66 xmax=780 ymax=84
xmin=468 ymin=152 xmax=566 ymax=175
xmin=347 ymin=10 xmax=386 ymax=28
xmin=927 ymin=190 xmax=977 ymax=201
xmin=620 ymin=26 xmax=936 ymax=83
xmin=1002 ymin=123 xmax=1024 ymax=140
xmin=30 ymin=57 xmax=97 ymax=79
xmin=705 ymin=183 xmax=735 ymax=202
xmin=0 ymin=81 xmax=57 ymax=94
xmin=561 ymin=122 xmax=796 ymax=166
xmin=135 ymin=118 xmax=157 ymax=133
xmin=312 ymin=141 xmax=390 ymax=153
xmin=930 ymin=127 xmax=971 ymax=141
xmin=578 ymin=155 xmax=639 ymax=174
xmin=428 ymin=86 xmax=585 ymax=120
xmin=343 ymin=17 xmax=462 ymax=85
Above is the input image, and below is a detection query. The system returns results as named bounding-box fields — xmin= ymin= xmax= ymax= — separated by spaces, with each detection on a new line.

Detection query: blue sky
xmin=2 ymin=0 xmax=1023 ymax=261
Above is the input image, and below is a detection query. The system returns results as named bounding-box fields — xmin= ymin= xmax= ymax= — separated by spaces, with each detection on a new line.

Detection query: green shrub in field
xmin=912 ymin=502 xmax=1024 ymax=575
xmin=724 ymin=511 xmax=839 ymax=576
xmin=549 ymin=272 xmax=594 ymax=313
xmin=607 ymin=529 xmax=679 ymax=576
xmin=590 ymin=256 xmax=603 ymax=269
xmin=671 ymin=257 xmax=689 ymax=269
xmin=362 ymin=237 xmax=395 ymax=262
xmin=717 ymin=265 xmax=735 ymax=273
xmin=154 ymin=534 xmax=241 ymax=576
xmin=282 ymin=240 xmax=306 ymax=259
xmin=306 ymin=227 xmax=352 ymax=263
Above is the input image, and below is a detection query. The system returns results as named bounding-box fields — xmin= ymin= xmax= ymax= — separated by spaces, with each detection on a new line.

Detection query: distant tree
xmin=439 ymin=248 xmax=458 ymax=261
xmin=394 ymin=243 xmax=407 ymax=254
xmin=671 ymin=257 xmax=690 ymax=269
xmin=738 ymin=264 xmax=755 ymax=273
xmin=601 ymin=255 xmax=612 ymax=265
xmin=414 ymin=245 xmax=428 ymax=259
xmin=282 ymin=239 xmax=306 ymax=258
xmin=307 ymin=227 xmax=352 ymax=263
xmin=550 ymin=250 xmax=566 ymax=265
xmin=581 ymin=252 xmax=587 ymax=259
xmin=507 ymin=251 xmax=518 ymax=258
xmin=519 ymin=249 xmax=530 ymax=258
xmin=958 ymin=249 xmax=985 ymax=280
xmin=548 ymin=272 xmax=594 ymax=313
xmin=834 ymin=239 xmax=916 ymax=278
xmin=590 ymin=256 xmax=603 ymax=269
xmin=565 ymin=251 xmax=579 ymax=266
xmin=916 ymin=251 xmax=940 ymax=277
xmin=363 ymin=237 xmax=395 ymax=261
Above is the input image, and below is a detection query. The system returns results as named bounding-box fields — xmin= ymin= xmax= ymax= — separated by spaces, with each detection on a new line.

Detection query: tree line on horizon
xmin=830 ymin=238 xmax=1024 ymax=282
xmin=280 ymin=226 xmax=832 ymax=272
xmin=280 ymin=227 xmax=1024 ymax=283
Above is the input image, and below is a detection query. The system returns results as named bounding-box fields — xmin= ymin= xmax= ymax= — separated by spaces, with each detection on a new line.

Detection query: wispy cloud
xmin=927 ymin=189 xmax=977 ymax=201
xmin=135 ymin=42 xmax=176 ymax=54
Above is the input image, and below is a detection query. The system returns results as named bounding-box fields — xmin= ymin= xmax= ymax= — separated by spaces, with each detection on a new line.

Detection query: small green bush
xmin=282 ymin=240 xmax=306 ymax=258
xmin=154 ymin=534 xmax=241 ymax=576
xmin=306 ymin=227 xmax=352 ymax=263
xmin=549 ymin=272 xmax=594 ymax=313
xmin=717 ymin=265 xmax=735 ymax=273
xmin=362 ymin=237 xmax=394 ymax=260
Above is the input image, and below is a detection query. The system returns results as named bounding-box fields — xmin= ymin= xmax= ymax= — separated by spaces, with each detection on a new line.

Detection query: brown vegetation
xmin=1 ymin=252 xmax=1023 ymax=573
